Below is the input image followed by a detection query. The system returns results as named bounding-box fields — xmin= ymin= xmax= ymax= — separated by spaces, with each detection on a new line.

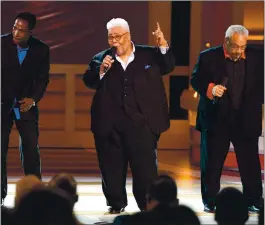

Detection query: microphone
xmin=213 ymin=77 xmax=229 ymax=104
xmin=104 ymin=46 xmax=117 ymax=73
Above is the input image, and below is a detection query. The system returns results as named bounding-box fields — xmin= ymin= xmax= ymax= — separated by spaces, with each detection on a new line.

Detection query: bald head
xmin=15 ymin=175 xmax=45 ymax=206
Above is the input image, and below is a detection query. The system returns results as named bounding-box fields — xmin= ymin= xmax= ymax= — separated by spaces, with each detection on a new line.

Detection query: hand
xmin=100 ymin=55 xmax=115 ymax=75
xmin=152 ymin=22 xmax=168 ymax=47
xmin=212 ymin=85 xmax=227 ymax=97
xmin=19 ymin=98 xmax=35 ymax=112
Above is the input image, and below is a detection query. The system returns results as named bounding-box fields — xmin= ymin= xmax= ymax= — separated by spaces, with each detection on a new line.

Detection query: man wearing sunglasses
xmin=1 ymin=12 xmax=50 ymax=205
xmin=83 ymin=18 xmax=175 ymax=214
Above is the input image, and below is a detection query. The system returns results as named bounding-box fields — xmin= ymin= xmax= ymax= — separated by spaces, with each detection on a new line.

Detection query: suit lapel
xmin=20 ymin=46 xmax=33 ymax=68
xmin=122 ymin=47 xmax=142 ymax=78
xmin=8 ymin=41 xmax=21 ymax=69
xmin=214 ymin=47 xmax=228 ymax=84
xmin=20 ymin=36 xmax=34 ymax=69
xmin=128 ymin=46 xmax=151 ymax=80
xmin=244 ymin=50 xmax=256 ymax=94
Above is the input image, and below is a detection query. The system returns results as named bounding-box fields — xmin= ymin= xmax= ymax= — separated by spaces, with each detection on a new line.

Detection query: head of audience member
xmin=2 ymin=206 xmax=14 ymax=225
xmin=106 ymin=18 xmax=132 ymax=57
xmin=223 ymin=25 xmax=248 ymax=62
xmin=215 ymin=187 xmax=249 ymax=225
xmin=15 ymin=175 xmax=45 ymax=207
xmin=174 ymin=205 xmax=201 ymax=225
xmin=146 ymin=174 xmax=179 ymax=211
xmin=48 ymin=173 xmax=78 ymax=207
xmin=13 ymin=187 xmax=76 ymax=225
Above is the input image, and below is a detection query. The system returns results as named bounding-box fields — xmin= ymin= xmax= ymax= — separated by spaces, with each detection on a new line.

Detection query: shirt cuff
xmin=100 ymin=73 xmax=105 ymax=80
xmin=207 ymin=83 xmax=215 ymax=100
xmin=159 ymin=45 xmax=169 ymax=54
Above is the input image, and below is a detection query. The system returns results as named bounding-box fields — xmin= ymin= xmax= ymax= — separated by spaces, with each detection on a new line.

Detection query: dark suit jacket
xmin=83 ymin=45 xmax=175 ymax=136
xmin=1 ymin=33 xmax=50 ymax=121
xmin=191 ymin=46 xmax=264 ymax=137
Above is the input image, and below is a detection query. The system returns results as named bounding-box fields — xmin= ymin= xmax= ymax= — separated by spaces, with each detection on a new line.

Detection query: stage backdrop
xmin=1 ymin=1 xmax=149 ymax=64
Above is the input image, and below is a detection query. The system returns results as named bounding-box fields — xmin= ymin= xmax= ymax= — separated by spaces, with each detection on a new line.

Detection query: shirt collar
xmin=131 ymin=42 xmax=136 ymax=53
xmin=223 ymin=44 xmax=246 ymax=60
xmin=17 ymin=45 xmax=29 ymax=51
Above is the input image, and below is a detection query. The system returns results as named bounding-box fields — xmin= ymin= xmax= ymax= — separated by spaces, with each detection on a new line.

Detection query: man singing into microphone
xmin=83 ymin=18 xmax=175 ymax=213
xmin=191 ymin=25 xmax=264 ymax=213
xmin=1 ymin=12 xmax=50 ymax=204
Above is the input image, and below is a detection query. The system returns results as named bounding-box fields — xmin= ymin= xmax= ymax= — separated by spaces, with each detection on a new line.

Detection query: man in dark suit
xmin=1 ymin=12 xmax=50 ymax=204
xmin=83 ymin=18 xmax=175 ymax=213
xmin=191 ymin=25 xmax=264 ymax=213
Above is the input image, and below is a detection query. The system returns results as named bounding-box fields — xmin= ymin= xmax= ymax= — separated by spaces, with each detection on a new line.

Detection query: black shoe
xmin=107 ymin=207 xmax=125 ymax=214
xmin=248 ymin=205 xmax=261 ymax=213
xmin=204 ymin=204 xmax=215 ymax=213
xmin=248 ymin=197 xmax=264 ymax=213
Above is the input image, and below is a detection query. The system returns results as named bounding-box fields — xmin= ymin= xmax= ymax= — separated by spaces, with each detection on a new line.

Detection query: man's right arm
xmin=190 ymin=52 xmax=215 ymax=100
xmin=83 ymin=56 xmax=102 ymax=90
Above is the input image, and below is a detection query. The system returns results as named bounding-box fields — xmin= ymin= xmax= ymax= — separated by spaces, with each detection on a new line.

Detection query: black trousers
xmin=94 ymin=113 xmax=159 ymax=210
xmin=1 ymin=113 xmax=41 ymax=199
xmin=200 ymin=118 xmax=263 ymax=206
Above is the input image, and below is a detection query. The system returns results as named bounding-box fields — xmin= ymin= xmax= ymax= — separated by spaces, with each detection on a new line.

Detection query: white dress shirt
xmin=100 ymin=42 xmax=169 ymax=79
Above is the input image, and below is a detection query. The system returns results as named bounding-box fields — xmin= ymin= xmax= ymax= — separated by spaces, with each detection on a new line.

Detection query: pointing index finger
xmin=156 ymin=22 xmax=161 ymax=31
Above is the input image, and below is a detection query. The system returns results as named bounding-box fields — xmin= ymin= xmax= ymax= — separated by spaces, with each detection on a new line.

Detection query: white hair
xmin=225 ymin=25 xmax=249 ymax=39
xmin=106 ymin=18 xmax=130 ymax=33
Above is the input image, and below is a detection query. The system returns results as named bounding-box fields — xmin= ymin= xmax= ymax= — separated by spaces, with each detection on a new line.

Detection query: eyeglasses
xmin=230 ymin=43 xmax=247 ymax=51
xmin=108 ymin=32 xmax=128 ymax=42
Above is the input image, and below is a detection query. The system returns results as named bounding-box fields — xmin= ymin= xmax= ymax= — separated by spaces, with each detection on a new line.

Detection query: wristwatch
xmin=32 ymin=101 xmax=36 ymax=106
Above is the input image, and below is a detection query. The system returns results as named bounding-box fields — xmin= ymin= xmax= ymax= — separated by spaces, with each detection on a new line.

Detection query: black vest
xmin=225 ymin=58 xmax=246 ymax=110
xmin=106 ymin=60 xmax=145 ymax=124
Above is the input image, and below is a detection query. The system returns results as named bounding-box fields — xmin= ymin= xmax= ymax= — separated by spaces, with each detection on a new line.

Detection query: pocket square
xmin=145 ymin=65 xmax=151 ymax=69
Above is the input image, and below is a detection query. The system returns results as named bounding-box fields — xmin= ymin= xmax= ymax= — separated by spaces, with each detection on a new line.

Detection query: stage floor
xmin=4 ymin=149 xmax=261 ymax=224
xmin=4 ymin=175 xmax=260 ymax=224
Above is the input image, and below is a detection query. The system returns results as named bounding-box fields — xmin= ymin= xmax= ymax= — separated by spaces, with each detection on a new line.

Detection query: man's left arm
xmin=19 ymin=45 xmax=50 ymax=112
xmin=156 ymin=46 xmax=175 ymax=75
xmin=152 ymin=22 xmax=175 ymax=75
xmin=31 ymin=45 xmax=50 ymax=103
